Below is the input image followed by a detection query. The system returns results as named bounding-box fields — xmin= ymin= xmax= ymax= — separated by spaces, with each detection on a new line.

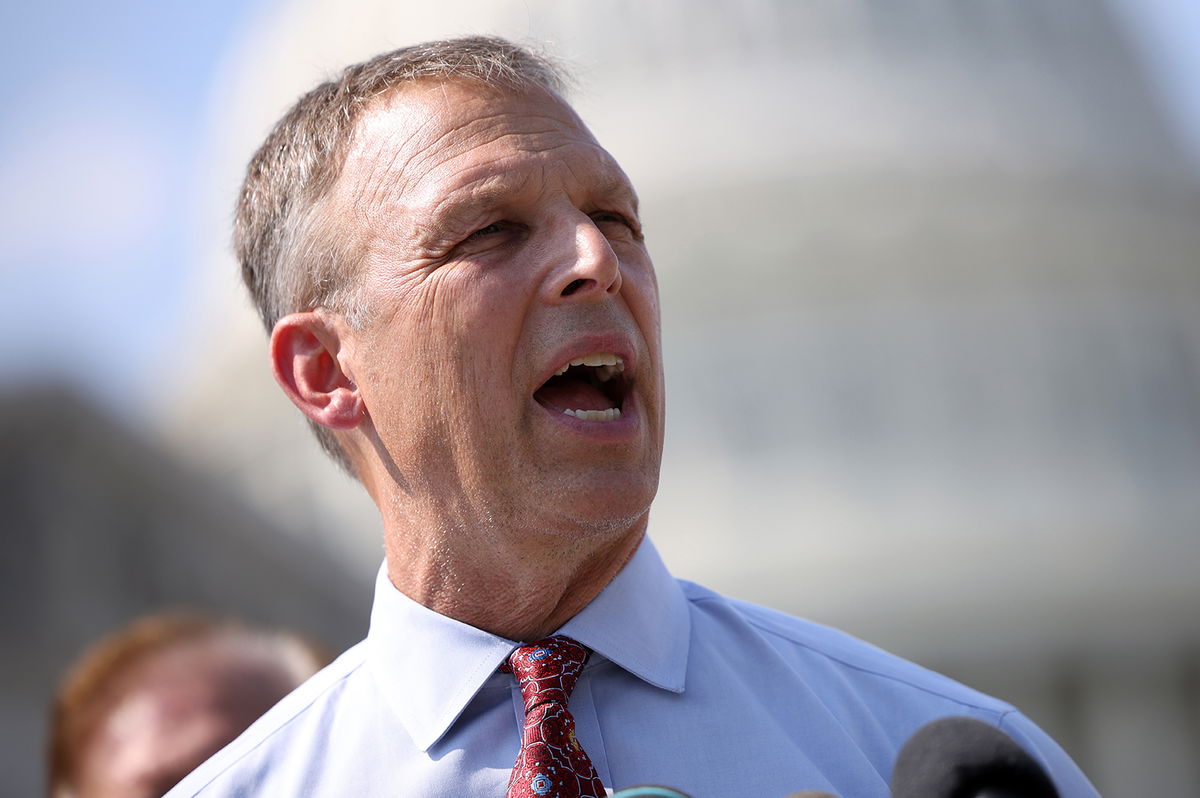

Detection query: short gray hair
xmin=234 ymin=36 xmax=570 ymax=472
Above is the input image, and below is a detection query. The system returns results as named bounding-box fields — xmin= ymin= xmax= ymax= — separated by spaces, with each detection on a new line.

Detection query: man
xmin=48 ymin=613 xmax=328 ymax=798
xmin=168 ymin=37 xmax=1098 ymax=797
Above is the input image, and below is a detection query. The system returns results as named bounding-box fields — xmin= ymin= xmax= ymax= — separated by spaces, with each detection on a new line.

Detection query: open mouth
xmin=533 ymin=353 xmax=627 ymax=422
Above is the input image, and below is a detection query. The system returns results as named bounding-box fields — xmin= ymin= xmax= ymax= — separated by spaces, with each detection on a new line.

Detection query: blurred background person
xmin=47 ymin=613 xmax=330 ymax=798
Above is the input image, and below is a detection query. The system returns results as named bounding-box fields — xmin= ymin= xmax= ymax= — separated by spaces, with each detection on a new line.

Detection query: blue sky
xmin=1 ymin=0 xmax=1197 ymax=427
xmin=0 ymin=0 xmax=253 ymax=418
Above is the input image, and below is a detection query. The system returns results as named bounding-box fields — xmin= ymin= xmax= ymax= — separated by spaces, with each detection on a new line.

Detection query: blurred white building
xmin=162 ymin=1 xmax=1200 ymax=794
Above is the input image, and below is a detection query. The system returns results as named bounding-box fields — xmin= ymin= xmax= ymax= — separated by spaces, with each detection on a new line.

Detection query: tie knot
xmin=504 ymin=636 xmax=590 ymax=710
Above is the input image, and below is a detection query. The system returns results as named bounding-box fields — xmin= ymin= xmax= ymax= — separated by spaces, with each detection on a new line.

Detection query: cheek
xmin=417 ymin=261 xmax=514 ymax=331
xmin=624 ymin=268 xmax=663 ymax=338
xmin=366 ymin=276 xmax=517 ymax=418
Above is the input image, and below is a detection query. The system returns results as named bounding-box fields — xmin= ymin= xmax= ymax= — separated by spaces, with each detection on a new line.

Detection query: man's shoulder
xmin=672 ymin=583 xmax=1100 ymax=796
xmin=676 ymin=578 xmax=1014 ymax=719
xmin=164 ymin=640 xmax=371 ymax=797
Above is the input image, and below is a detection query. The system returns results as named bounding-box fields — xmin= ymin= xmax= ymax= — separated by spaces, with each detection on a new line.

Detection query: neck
xmin=381 ymin=513 xmax=647 ymax=642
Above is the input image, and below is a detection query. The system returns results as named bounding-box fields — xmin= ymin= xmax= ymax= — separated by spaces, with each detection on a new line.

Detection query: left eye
xmin=591 ymin=211 xmax=631 ymax=227
xmin=591 ymin=211 xmax=642 ymax=241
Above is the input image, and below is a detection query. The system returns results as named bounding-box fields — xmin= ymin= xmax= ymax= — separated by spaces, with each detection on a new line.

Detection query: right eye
xmin=465 ymin=221 xmax=509 ymax=241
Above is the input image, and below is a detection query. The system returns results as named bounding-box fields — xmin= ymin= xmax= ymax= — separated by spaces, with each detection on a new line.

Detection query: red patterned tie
xmin=502 ymin=636 xmax=606 ymax=798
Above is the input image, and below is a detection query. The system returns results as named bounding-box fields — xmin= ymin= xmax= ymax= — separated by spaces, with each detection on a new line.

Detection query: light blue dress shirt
xmin=166 ymin=539 xmax=1098 ymax=797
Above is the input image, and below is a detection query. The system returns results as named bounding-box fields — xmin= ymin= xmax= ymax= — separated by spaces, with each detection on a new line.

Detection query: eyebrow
xmin=425 ymin=172 xmax=528 ymax=230
xmin=589 ymin=174 xmax=640 ymax=213
xmin=428 ymin=163 xmax=640 ymax=231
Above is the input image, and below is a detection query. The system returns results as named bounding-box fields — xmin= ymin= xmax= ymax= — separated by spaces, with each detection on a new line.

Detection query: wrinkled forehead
xmin=359 ymin=76 xmax=594 ymax=156
xmin=337 ymin=78 xmax=637 ymax=210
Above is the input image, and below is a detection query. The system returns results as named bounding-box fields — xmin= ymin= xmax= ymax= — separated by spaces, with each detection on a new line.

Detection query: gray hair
xmin=234 ymin=36 xmax=570 ymax=473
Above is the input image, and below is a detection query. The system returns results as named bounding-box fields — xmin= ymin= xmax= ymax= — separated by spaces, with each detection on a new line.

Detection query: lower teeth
xmin=563 ymin=408 xmax=621 ymax=422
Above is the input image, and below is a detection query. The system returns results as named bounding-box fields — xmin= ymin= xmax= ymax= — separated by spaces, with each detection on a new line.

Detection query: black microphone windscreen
xmin=890 ymin=716 xmax=1059 ymax=798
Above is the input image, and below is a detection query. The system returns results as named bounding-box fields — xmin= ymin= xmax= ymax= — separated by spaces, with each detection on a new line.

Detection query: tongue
xmin=534 ymin=377 xmax=614 ymax=412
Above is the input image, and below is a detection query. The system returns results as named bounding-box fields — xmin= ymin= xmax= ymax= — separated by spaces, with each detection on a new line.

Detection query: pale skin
xmin=74 ymin=640 xmax=302 ymax=798
xmin=271 ymin=79 xmax=665 ymax=642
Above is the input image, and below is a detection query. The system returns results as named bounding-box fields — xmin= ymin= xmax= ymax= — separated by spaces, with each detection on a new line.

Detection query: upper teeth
xmin=553 ymin=353 xmax=625 ymax=380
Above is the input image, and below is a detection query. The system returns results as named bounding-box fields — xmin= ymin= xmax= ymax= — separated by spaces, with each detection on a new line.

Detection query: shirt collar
xmin=559 ymin=537 xmax=690 ymax=694
xmin=365 ymin=536 xmax=690 ymax=752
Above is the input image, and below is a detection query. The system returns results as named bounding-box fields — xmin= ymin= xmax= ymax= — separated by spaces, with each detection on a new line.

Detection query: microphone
xmin=890 ymin=716 xmax=1059 ymax=798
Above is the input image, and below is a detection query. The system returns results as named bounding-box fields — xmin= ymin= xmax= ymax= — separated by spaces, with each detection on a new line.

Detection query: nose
xmin=543 ymin=213 xmax=623 ymax=303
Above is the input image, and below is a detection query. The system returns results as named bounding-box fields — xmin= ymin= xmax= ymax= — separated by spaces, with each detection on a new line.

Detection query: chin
xmin=488 ymin=457 xmax=660 ymax=538
xmin=551 ymin=475 xmax=658 ymax=539
xmin=567 ymin=506 xmax=652 ymax=539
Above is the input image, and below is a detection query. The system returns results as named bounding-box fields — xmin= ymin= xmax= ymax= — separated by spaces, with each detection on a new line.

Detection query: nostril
xmin=561 ymin=279 xmax=587 ymax=297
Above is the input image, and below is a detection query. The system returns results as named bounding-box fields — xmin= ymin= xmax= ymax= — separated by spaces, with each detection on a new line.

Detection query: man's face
xmin=330 ymin=79 xmax=664 ymax=539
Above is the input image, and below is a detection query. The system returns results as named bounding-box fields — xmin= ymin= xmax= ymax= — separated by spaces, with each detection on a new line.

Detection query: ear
xmin=269 ymin=310 xmax=365 ymax=430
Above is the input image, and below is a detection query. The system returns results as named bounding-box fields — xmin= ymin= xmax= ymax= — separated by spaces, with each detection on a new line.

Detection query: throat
xmin=387 ymin=527 xmax=647 ymax=641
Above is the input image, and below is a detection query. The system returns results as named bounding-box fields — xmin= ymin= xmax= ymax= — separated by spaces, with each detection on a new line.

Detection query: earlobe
xmin=270 ymin=311 xmax=365 ymax=430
